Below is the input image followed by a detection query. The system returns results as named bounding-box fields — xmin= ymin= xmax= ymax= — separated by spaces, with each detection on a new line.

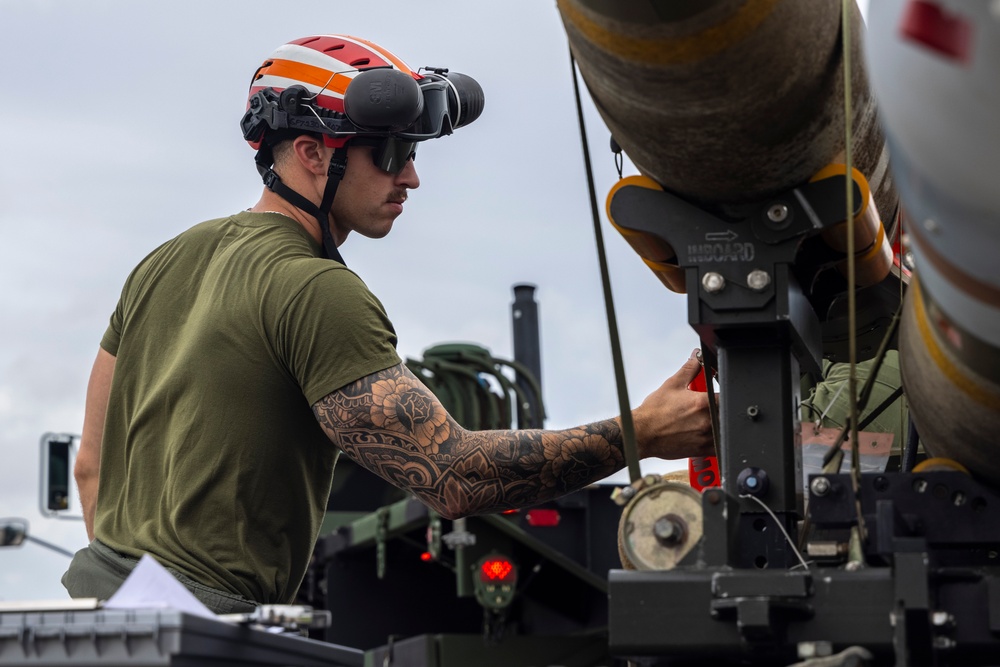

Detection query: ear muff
xmin=343 ymin=69 xmax=424 ymax=132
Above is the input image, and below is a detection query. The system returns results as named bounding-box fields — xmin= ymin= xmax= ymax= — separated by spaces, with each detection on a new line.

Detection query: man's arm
xmin=313 ymin=352 xmax=712 ymax=519
xmin=76 ymin=347 xmax=116 ymax=541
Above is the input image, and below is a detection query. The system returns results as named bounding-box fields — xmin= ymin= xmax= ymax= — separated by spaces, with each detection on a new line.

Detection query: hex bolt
xmin=810 ymin=476 xmax=831 ymax=497
xmin=653 ymin=515 xmax=685 ymax=546
xmin=767 ymin=203 xmax=789 ymax=223
xmin=747 ymin=270 xmax=771 ymax=292
xmin=933 ymin=637 xmax=957 ymax=650
xmin=620 ymin=486 xmax=636 ymax=500
xmin=702 ymin=272 xmax=726 ymax=294
xmin=797 ymin=641 xmax=833 ymax=659
xmin=932 ymin=611 xmax=955 ymax=628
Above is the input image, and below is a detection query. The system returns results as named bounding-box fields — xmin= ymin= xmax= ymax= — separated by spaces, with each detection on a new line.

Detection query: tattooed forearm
xmin=313 ymin=363 xmax=625 ymax=518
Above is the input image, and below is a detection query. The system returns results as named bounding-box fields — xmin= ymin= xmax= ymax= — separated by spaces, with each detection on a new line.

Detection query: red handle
xmin=687 ymin=366 xmax=719 ymax=491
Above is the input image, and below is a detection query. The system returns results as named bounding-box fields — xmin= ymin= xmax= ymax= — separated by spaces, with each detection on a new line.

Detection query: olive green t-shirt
xmin=95 ymin=211 xmax=400 ymax=604
xmin=801 ymin=351 xmax=909 ymax=447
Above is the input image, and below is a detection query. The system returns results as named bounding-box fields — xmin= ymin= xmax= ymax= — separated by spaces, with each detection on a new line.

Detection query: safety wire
xmin=841 ymin=0 xmax=867 ymax=544
xmin=569 ymin=49 xmax=642 ymax=484
xmin=742 ymin=494 xmax=810 ymax=571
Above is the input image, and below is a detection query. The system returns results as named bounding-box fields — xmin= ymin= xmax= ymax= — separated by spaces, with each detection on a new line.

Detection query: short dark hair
xmin=270 ymin=138 xmax=295 ymax=170
xmin=265 ymin=131 xmax=323 ymax=171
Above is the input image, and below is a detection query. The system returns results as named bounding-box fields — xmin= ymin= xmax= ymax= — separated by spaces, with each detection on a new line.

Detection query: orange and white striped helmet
xmin=244 ymin=34 xmax=421 ymax=150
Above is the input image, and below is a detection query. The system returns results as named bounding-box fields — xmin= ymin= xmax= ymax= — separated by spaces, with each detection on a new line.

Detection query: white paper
xmin=104 ymin=554 xmax=216 ymax=619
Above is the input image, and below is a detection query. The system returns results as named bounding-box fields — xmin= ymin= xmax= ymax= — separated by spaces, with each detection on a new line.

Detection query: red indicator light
xmin=420 ymin=551 xmax=433 ymax=562
xmin=480 ymin=558 xmax=515 ymax=582
xmin=525 ymin=509 xmax=560 ymax=527
xmin=501 ymin=509 xmax=519 ymax=515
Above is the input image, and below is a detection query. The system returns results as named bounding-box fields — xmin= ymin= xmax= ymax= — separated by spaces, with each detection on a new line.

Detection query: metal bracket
xmin=375 ymin=507 xmax=389 ymax=580
xmin=710 ymin=570 xmax=814 ymax=643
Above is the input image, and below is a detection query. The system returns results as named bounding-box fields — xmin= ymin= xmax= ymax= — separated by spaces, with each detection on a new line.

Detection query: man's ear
xmin=291 ymin=135 xmax=330 ymax=176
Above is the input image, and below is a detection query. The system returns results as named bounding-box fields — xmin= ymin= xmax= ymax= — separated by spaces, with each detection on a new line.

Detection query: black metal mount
xmin=608 ymin=176 xmax=858 ymax=566
xmin=604 ymin=178 xmax=1000 ymax=665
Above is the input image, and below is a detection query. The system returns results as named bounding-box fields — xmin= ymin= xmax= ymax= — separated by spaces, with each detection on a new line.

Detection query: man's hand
xmin=633 ymin=349 xmax=715 ymax=460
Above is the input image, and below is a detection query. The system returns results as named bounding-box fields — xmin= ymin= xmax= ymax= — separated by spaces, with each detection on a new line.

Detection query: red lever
xmin=687 ymin=365 xmax=720 ymax=491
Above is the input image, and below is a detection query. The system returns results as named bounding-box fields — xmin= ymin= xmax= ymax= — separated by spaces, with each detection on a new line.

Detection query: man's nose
xmin=396 ymin=159 xmax=419 ymax=190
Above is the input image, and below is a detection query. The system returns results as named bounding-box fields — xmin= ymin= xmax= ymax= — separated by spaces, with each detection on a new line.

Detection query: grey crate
xmin=0 ymin=608 xmax=362 ymax=666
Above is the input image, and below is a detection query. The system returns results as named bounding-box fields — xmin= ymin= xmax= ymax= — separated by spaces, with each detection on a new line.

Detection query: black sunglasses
xmin=352 ymin=137 xmax=417 ymax=174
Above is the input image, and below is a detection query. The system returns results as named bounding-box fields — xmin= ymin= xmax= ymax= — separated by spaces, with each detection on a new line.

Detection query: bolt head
xmin=932 ymin=611 xmax=954 ymax=627
xmin=654 ymin=517 xmax=677 ymax=541
xmin=767 ymin=204 xmax=789 ymax=222
xmin=747 ymin=270 xmax=771 ymax=291
xmin=702 ymin=272 xmax=726 ymax=294
xmin=810 ymin=476 xmax=831 ymax=497
xmin=653 ymin=515 xmax=686 ymax=546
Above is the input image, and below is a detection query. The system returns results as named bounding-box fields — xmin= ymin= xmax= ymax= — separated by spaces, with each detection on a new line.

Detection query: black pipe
xmin=511 ymin=284 xmax=543 ymax=426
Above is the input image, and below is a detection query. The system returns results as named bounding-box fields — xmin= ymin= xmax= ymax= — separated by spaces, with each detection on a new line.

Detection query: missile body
xmin=867 ymin=0 xmax=1000 ymax=485
xmin=559 ymin=0 xmax=1000 ymax=484
xmin=557 ymin=0 xmax=897 ymax=222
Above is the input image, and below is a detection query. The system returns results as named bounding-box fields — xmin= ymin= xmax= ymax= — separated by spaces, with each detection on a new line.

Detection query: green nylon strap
xmin=569 ymin=49 xmax=641 ymax=483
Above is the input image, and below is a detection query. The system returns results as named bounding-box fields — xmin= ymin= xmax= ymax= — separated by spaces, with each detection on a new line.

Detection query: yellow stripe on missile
xmin=557 ymin=0 xmax=781 ymax=66
xmin=913 ymin=277 xmax=1000 ymax=411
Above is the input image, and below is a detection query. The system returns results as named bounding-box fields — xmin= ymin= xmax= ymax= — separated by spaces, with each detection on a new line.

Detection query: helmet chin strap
xmin=255 ymin=146 xmax=350 ymax=266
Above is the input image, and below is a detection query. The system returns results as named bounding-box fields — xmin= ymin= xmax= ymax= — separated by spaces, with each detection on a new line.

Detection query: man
xmin=62 ymin=34 xmax=714 ymax=613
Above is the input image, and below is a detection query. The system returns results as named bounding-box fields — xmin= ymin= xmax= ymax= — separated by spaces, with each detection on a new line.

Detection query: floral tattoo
xmin=313 ymin=363 xmax=625 ymax=518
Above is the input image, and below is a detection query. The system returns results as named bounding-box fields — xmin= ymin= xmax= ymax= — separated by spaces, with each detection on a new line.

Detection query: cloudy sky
xmin=0 ymin=0 xmax=715 ymax=600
